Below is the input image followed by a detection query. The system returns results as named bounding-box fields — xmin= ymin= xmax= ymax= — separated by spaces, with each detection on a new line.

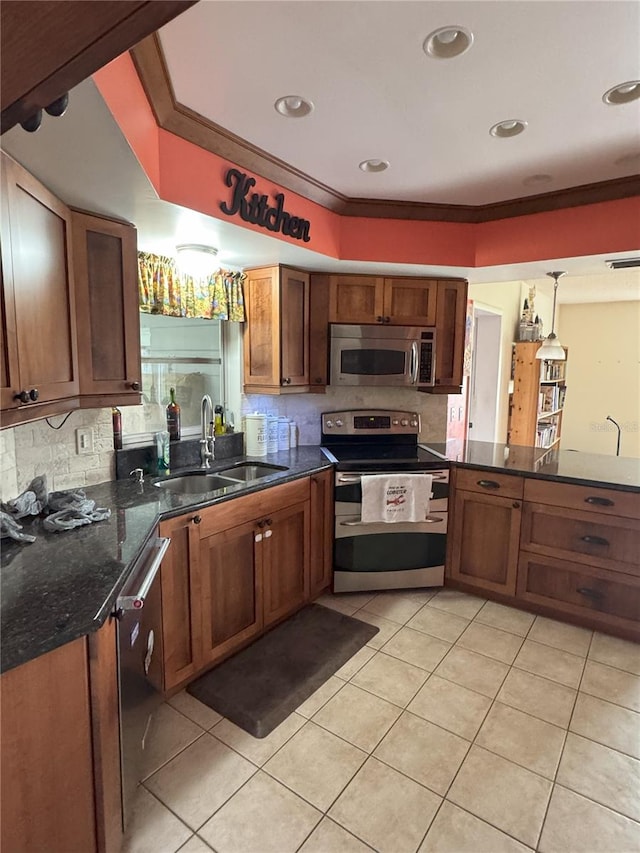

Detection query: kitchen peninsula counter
xmin=0 ymin=447 xmax=331 ymax=674
xmin=424 ymin=440 xmax=640 ymax=492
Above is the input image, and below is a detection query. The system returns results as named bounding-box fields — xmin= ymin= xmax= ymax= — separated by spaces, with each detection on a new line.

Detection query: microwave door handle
xmin=410 ymin=342 xmax=419 ymax=384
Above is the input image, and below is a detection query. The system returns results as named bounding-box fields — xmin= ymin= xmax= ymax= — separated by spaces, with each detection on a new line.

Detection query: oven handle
xmin=337 ymin=473 xmax=448 ymax=484
xmin=340 ymin=515 xmax=445 ymax=526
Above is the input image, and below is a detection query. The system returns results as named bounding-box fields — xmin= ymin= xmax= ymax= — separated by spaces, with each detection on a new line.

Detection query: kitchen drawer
xmin=517 ymin=551 xmax=640 ymax=637
xmin=524 ymin=479 xmax=640 ymax=520
xmin=454 ymin=468 xmax=524 ymax=500
xmin=196 ymin=477 xmax=311 ymax=538
xmin=521 ymin=503 xmax=640 ymax=577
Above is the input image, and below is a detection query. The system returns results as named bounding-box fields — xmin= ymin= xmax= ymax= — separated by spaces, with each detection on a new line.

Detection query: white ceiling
xmin=159 ymin=0 xmax=640 ymax=205
xmin=1 ymin=6 xmax=639 ymax=300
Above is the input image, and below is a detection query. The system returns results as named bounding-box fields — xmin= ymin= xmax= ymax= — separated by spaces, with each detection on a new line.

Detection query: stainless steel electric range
xmin=321 ymin=410 xmax=449 ymax=593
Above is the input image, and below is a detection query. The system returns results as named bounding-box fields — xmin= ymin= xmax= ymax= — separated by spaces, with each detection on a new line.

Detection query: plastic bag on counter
xmin=0 ymin=511 xmax=36 ymax=543
xmin=43 ymin=506 xmax=111 ymax=533
xmin=1 ymin=475 xmax=48 ymax=518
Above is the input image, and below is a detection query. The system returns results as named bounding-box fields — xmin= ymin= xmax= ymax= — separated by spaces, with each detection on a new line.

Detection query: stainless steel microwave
xmin=330 ymin=324 xmax=436 ymax=389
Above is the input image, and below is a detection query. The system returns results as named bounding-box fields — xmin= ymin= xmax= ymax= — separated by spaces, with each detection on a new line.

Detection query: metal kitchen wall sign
xmin=220 ymin=168 xmax=311 ymax=242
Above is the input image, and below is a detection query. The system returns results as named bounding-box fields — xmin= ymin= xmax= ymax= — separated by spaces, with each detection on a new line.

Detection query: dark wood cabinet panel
xmin=449 ymin=488 xmax=521 ymax=595
xmin=280 ymin=267 xmax=310 ymax=386
xmin=243 ymin=265 xmax=279 ymax=388
xmin=433 ymin=279 xmax=467 ymax=392
xmin=200 ymin=519 xmax=263 ymax=666
xmin=518 ymin=552 xmax=640 ymax=638
xmin=72 ymin=210 xmax=141 ymax=405
xmin=383 ymin=277 xmax=437 ymax=326
xmin=1 ymin=639 xmax=97 ymax=853
xmin=309 ymin=273 xmax=330 ymax=390
xmin=454 ymin=468 xmax=524 ymax=500
xmin=2 ymin=153 xmax=78 ymax=410
xmin=263 ymin=501 xmax=310 ymax=626
xmin=159 ymin=514 xmax=202 ymax=691
xmin=309 ymin=469 xmax=334 ymax=598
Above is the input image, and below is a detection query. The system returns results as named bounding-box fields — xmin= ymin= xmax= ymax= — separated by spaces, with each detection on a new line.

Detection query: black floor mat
xmin=187 ymin=603 xmax=379 ymax=738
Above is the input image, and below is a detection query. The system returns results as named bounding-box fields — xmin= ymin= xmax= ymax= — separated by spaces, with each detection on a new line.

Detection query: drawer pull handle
xmin=577 ymin=587 xmax=603 ymax=599
xmin=585 ymin=496 xmax=614 ymax=507
xmin=580 ymin=535 xmax=609 ymax=546
xmin=477 ymin=480 xmax=500 ymax=489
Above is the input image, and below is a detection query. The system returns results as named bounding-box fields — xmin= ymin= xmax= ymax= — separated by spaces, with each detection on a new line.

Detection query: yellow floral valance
xmin=137 ymin=252 xmax=246 ymax=321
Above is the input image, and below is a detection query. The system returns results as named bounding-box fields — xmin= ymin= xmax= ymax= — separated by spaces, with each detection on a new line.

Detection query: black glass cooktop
xmin=321 ymin=443 xmax=447 ymax=471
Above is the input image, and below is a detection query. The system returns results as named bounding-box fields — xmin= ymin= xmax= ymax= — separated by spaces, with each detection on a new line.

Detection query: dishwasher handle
xmin=116 ymin=537 xmax=170 ymax=613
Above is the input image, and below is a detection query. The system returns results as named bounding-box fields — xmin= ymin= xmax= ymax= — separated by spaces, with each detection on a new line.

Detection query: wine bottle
xmin=111 ymin=407 xmax=123 ymax=450
xmin=166 ymin=387 xmax=181 ymax=441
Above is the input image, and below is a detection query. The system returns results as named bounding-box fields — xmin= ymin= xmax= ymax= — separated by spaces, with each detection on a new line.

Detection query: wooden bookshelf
xmin=507 ymin=341 xmax=568 ymax=449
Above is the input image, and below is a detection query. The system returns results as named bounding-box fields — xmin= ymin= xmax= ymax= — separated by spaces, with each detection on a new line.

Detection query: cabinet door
xmin=3 ymin=154 xmax=79 ymax=407
xmin=0 ymin=156 xmax=20 ymax=410
xmin=263 ymin=501 xmax=310 ymax=626
xmin=243 ymin=266 xmax=280 ymax=388
xmin=72 ymin=211 xmax=141 ymax=404
xmin=1 ymin=639 xmax=97 ymax=853
xmin=309 ymin=273 xmax=330 ymax=390
xmin=200 ymin=518 xmax=264 ymax=666
xmin=329 ymin=275 xmax=384 ymax=324
xmin=434 ymin=279 xmax=467 ymax=392
xmin=159 ymin=514 xmax=202 ymax=691
xmin=448 ymin=488 xmax=521 ymax=595
xmin=383 ymin=278 xmax=437 ymax=325
xmin=280 ymin=267 xmax=309 ymax=387
xmin=309 ymin=470 xmax=334 ymax=598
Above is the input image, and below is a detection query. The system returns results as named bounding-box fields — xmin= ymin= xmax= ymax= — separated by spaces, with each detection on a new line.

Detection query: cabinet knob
xmin=477 ymin=480 xmax=500 ymax=489
xmin=376 ymin=316 xmax=383 ymax=323
xmin=265 ymin=518 xmax=272 ymax=526
xmin=384 ymin=316 xmax=391 ymax=323
xmin=264 ymin=529 xmax=273 ymax=539
xmin=128 ymin=381 xmax=141 ymax=391
xmin=29 ymin=388 xmax=39 ymax=401
xmin=314 ymin=377 xmax=323 ymax=384
xmin=513 ymin=501 xmax=520 ymax=509
xmin=192 ymin=515 xmax=202 ymax=525
xmin=257 ymin=520 xmax=266 ymax=529
xmin=255 ymin=532 xmax=263 ymax=543
xmin=14 ymin=390 xmax=30 ymax=404
xmin=281 ymin=377 xmax=291 ymax=385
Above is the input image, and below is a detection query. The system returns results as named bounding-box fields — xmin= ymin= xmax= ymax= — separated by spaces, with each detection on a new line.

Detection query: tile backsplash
xmin=1 ymin=408 xmax=114 ymax=501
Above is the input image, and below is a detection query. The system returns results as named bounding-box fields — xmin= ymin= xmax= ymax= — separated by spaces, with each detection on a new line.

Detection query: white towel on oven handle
xmin=360 ymin=473 xmax=432 ymax=523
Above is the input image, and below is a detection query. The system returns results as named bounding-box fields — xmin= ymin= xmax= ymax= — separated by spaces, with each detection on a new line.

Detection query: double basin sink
xmin=154 ymin=462 xmax=289 ymax=495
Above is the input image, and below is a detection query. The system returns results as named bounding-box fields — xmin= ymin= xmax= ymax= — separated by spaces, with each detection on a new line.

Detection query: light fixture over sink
xmin=536 ymin=271 xmax=566 ymax=361
xmin=176 ymin=243 xmax=218 ymax=278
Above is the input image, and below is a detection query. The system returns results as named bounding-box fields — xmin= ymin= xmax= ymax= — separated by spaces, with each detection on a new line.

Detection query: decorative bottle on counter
xmin=214 ymin=405 xmax=225 ymax=435
xmin=166 ymin=387 xmax=181 ymax=441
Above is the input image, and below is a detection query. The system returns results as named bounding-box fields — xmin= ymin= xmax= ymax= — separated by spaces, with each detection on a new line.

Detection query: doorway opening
xmin=468 ymin=305 xmax=502 ymax=443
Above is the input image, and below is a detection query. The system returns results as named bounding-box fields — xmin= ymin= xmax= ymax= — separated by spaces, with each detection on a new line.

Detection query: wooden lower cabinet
xmin=448 ymin=488 xmax=521 ymax=595
xmin=159 ymin=474 xmax=329 ymax=691
xmin=1 ymin=624 xmax=122 ymax=853
xmin=518 ymin=552 xmax=640 ymax=636
xmin=309 ymin=469 xmax=334 ymax=597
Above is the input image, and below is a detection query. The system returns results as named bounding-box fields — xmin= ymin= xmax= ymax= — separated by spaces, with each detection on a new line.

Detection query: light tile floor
xmin=123 ymin=589 xmax=640 ymax=853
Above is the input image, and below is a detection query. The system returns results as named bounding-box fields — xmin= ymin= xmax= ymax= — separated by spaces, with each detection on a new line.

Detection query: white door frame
xmin=468 ymin=302 xmax=503 ymax=443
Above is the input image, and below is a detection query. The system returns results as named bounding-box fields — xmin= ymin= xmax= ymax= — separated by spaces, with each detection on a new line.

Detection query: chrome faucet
xmin=200 ymin=394 xmax=215 ymax=467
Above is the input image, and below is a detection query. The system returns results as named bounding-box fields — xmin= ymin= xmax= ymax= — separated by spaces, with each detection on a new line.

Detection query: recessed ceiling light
xmin=423 ymin=25 xmax=474 ymax=59
xmin=614 ymin=152 xmax=640 ymax=167
xmin=359 ymin=159 xmax=390 ymax=173
xmin=274 ymin=95 xmax=314 ymax=118
xmin=489 ymin=119 xmax=527 ymax=138
xmin=523 ymin=174 xmax=552 ymax=187
xmin=603 ymin=81 xmax=640 ymax=105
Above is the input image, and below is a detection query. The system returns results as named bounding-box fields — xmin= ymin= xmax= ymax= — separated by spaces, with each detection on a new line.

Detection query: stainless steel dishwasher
xmin=115 ymin=534 xmax=170 ymax=829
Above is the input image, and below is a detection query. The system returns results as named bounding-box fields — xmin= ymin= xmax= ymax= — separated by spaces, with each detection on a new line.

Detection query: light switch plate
xmin=76 ymin=428 xmax=93 ymax=454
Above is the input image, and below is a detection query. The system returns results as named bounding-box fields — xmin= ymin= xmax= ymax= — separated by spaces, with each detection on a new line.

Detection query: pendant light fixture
xmin=536 ymin=271 xmax=566 ymax=360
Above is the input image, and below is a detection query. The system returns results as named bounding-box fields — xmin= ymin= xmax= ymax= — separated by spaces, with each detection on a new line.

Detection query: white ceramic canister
xmin=277 ymin=416 xmax=290 ymax=451
xmin=267 ymin=414 xmax=279 ymax=454
xmin=289 ymin=419 xmax=298 ymax=448
xmin=245 ymin=413 xmax=268 ymax=456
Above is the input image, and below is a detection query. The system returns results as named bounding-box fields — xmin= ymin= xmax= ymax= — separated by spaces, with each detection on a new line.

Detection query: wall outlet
xmin=76 ymin=428 xmax=94 ymax=454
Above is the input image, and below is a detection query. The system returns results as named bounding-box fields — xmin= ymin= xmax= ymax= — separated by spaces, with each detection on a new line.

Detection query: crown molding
xmin=130 ymin=34 xmax=640 ymax=224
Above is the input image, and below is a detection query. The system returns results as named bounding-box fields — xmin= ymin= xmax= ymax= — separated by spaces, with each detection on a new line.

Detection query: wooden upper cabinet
xmin=0 ymin=152 xmax=78 ymax=413
xmin=433 ymin=279 xmax=468 ymax=392
xmin=329 ymin=275 xmax=438 ymax=326
xmin=72 ymin=210 xmax=141 ymax=406
xmin=309 ymin=273 xmax=330 ymax=390
xmin=243 ymin=265 xmax=310 ymax=393
xmin=383 ymin=278 xmax=437 ymax=326
xmin=329 ymin=275 xmax=384 ymax=324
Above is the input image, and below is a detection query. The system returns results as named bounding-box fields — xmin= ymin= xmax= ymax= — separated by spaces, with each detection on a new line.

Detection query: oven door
xmin=330 ymin=334 xmax=417 ymax=387
xmin=333 ymin=470 xmax=448 ymax=592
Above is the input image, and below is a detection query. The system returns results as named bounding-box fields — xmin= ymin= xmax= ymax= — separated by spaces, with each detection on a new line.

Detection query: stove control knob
xmin=410 ymin=419 xmax=418 ymax=428
xmin=335 ymin=419 xmax=344 ymax=427
xmin=325 ymin=419 xmax=334 ymax=429
xmin=401 ymin=418 xmax=409 ymax=426
xmin=392 ymin=419 xmax=399 ymax=425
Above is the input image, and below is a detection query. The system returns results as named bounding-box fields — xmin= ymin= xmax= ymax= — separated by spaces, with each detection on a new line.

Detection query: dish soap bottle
xmin=214 ymin=405 xmax=225 ymax=435
xmin=166 ymin=387 xmax=181 ymax=441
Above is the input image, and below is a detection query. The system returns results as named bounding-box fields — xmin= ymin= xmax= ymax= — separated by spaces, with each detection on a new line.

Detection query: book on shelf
xmin=538 ymin=384 xmax=564 ymax=414
xmin=536 ymin=421 xmax=558 ymax=448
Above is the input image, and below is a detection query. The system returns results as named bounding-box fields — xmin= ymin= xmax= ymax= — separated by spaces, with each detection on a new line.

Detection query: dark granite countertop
xmin=0 ymin=447 xmax=331 ymax=674
xmin=423 ymin=440 xmax=640 ymax=492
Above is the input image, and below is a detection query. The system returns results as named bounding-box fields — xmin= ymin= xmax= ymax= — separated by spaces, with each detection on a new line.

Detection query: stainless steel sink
xmin=154 ymin=474 xmax=239 ymax=495
xmin=221 ymin=463 xmax=288 ymax=481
